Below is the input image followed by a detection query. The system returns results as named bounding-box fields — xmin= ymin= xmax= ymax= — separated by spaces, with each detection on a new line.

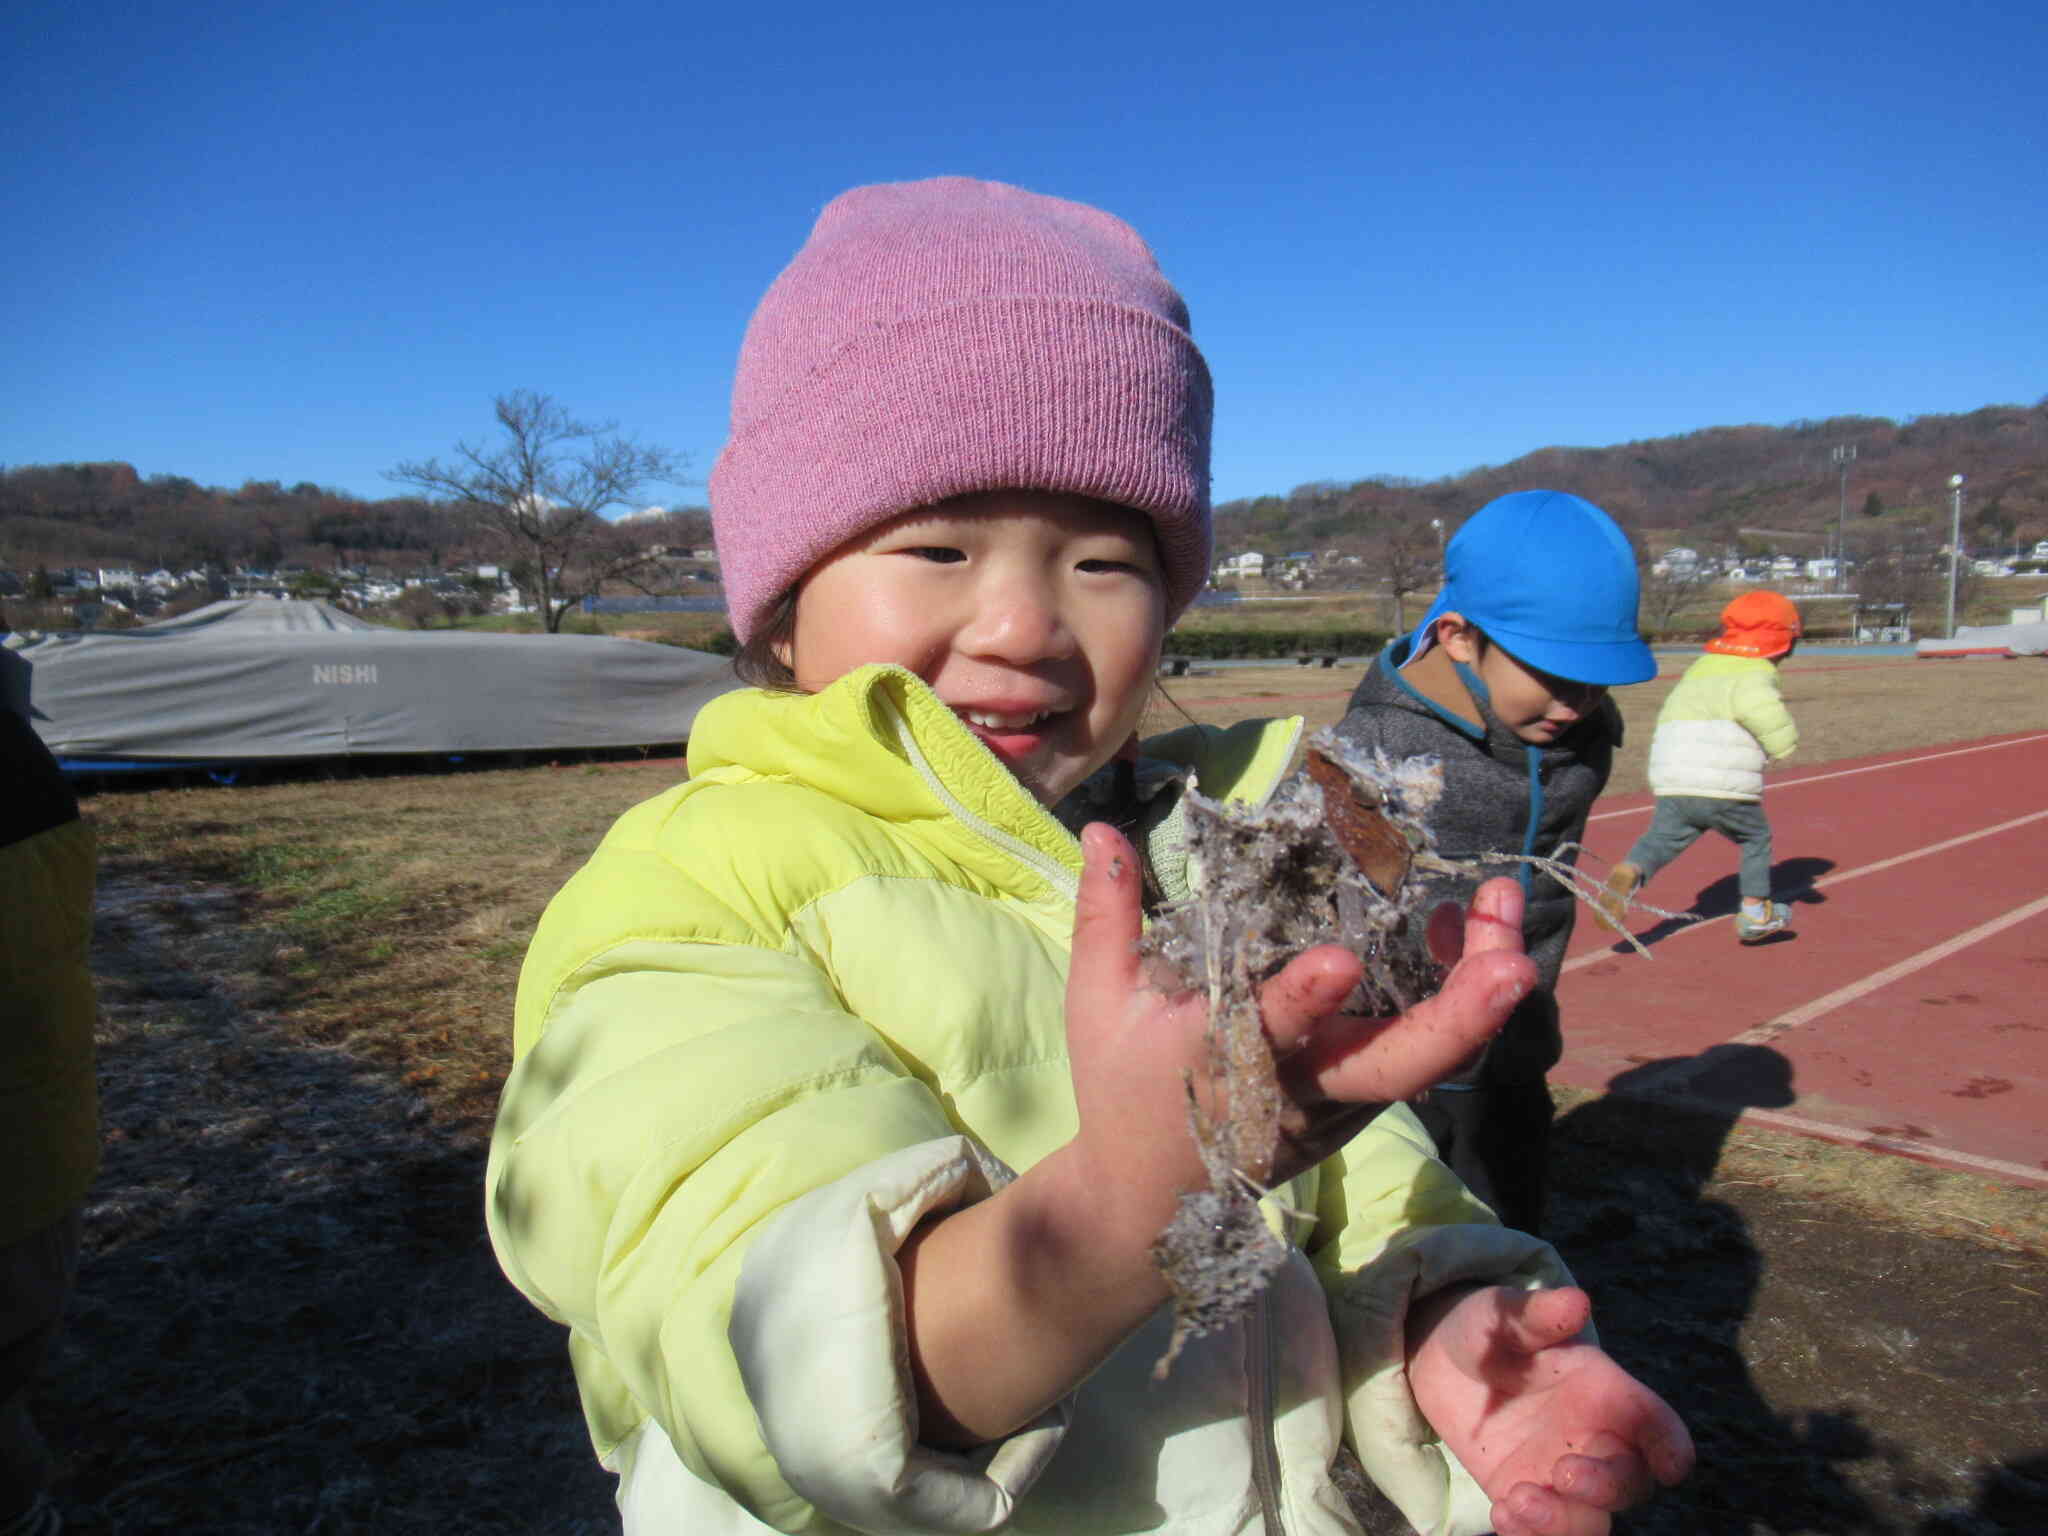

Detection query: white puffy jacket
xmin=1646 ymin=653 xmax=1798 ymax=801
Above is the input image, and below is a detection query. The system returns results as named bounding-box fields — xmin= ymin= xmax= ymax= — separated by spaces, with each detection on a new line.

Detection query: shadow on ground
xmin=1605 ymin=854 xmax=1836 ymax=952
xmin=1552 ymin=1043 xmax=2048 ymax=1534
xmin=41 ymin=875 xmax=613 ymax=1534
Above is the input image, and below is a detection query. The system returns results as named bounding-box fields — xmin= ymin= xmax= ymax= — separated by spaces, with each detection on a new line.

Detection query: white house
xmin=1215 ymin=551 xmax=1266 ymax=578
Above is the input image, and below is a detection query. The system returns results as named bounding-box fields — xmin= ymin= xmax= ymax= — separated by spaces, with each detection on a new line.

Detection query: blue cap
xmin=1411 ymin=490 xmax=1656 ymax=685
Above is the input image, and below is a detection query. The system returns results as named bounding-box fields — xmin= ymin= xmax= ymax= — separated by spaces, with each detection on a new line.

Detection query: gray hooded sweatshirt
xmin=1334 ymin=637 xmax=1622 ymax=1080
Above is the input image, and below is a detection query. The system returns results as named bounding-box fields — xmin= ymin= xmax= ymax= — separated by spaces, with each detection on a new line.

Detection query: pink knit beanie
xmin=709 ymin=177 xmax=1214 ymax=643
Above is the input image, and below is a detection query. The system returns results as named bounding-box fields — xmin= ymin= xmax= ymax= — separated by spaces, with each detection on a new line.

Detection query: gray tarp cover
xmin=1915 ymin=621 xmax=2048 ymax=658
xmin=3 ymin=598 xmax=737 ymax=762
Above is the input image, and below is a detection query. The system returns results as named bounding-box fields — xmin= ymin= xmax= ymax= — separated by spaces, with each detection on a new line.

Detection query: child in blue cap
xmin=1334 ymin=489 xmax=1657 ymax=1236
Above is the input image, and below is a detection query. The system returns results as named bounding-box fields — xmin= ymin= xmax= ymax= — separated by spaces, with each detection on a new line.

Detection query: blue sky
xmin=5 ymin=0 xmax=2043 ymax=512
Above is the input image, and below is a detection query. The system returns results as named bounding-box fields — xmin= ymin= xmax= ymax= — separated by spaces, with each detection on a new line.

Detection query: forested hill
xmin=4 ymin=398 xmax=2043 ymax=575
xmin=1216 ymin=399 xmax=2047 ymax=561
xmin=0 ymin=465 xmax=711 ymax=577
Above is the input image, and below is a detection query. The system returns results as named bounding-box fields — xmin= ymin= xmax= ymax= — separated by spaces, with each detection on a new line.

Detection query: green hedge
xmin=1163 ymin=627 xmax=1388 ymax=660
xmin=646 ymin=627 xmax=740 ymax=655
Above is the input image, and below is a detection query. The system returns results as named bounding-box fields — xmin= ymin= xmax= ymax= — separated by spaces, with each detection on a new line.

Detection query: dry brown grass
xmin=85 ymin=759 xmax=687 ymax=1121
xmin=61 ymin=762 xmax=692 ymax=1532
xmin=1150 ymin=648 xmax=2048 ymax=798
xmin=52 ymin=650 xmax=2048 ymax=1532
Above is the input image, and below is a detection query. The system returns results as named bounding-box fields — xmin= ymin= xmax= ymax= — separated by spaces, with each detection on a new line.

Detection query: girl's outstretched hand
xmin=1406 ymin=1285 xmax=1696 ymax=1536
xmin=1063 ymin=822 xmax=1539 ymax=1222
xmin=904 ymin=829 xmax=1543 ymax=1448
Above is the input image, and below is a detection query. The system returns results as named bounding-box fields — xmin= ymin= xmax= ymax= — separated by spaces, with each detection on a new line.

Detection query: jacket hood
xmin=1353 ymin=636 xmax=1619 ymax=769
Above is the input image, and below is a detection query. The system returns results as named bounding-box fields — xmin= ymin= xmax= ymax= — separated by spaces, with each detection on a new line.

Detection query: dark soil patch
xmin=42 ymin=873 xmax=612 ymax=1533
xmin=1549 ymin=1092 xmax=2048 ymax=1534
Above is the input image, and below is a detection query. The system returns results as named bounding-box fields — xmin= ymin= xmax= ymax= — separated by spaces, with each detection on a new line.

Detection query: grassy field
xmin=1151 ymin=645 xmax=2048 ymax=797
xmin=47 ymin=647 xmax=2048 ymax=1532
xmin=498 ymin=569 xmax=2045 ymax=656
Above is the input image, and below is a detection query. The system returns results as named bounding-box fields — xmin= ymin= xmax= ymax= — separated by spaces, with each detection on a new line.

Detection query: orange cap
xmin=1705 ymin=591 xmax=1802 ymax=658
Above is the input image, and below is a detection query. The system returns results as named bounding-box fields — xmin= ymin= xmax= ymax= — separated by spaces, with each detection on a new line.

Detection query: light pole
xmin=1944 ymin=473 xmax=1965 ymax=638
xmin=1831 ymin=444 xmax=1856 ymax=592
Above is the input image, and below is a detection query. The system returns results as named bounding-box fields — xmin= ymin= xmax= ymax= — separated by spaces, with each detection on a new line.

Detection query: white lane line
xmin=1742 ymin=1108 xmax=2048 ymax=1187
xmin=1589 ymin=732 xmax=2048 ymax=823
xmin=1613 ymin=1099 xmax=2048 ymax=1189
xmin=1585 ymin=893 xmax=2048 ymax=1189
xmin=1725 ymin=891 xmax=2048 ymax=1045
xmin=1563 ymin=806 xmax=2048 ymax=974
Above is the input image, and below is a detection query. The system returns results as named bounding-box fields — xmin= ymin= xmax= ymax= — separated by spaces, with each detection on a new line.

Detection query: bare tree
xmin=1859 ymin=535 xmax=1979 ymax=627
xmin=1637 ymin=562 xmax=1718 ymax=642
xmin=1371 ymin=515 xmax=1441 ymax=635
xmin=387 ymin=391 xmax=687 ymax=632
xmin=389 ymin=586 xmax=454 ymax=630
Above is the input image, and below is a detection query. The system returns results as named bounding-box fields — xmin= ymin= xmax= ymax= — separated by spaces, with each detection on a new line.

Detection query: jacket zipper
xmin=882 ymin=696 xmax=1081 ymax=901
xmin=1518 ymin=744 xmax=1544 ymax=896
xmin=1248 ymin=1289 xmax=1287 ymax=1535
xmin=888 ymin=694 xmax=1305 ymax=1527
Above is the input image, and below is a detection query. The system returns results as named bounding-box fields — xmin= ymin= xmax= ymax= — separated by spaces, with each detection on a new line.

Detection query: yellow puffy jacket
xmin=1646 ymin=653 xmax=1798 ymax=801
xmin=1 ymin=706 xmax=99 ymax=1243
xmin=487 ymin=665 xmax=1564 ymax=1536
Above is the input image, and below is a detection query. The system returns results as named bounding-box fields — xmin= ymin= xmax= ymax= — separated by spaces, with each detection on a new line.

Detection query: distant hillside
xmin=1216 ymin=400 xmax=2048 ymax=563
xmin=4 ymin=398 xmax=2042 ymax=578
xmin=0 ymin=464 xmax=711 ymax=580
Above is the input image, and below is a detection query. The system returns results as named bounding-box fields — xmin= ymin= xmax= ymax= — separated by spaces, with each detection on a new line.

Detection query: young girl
xmin=485 ymin=177 xmax=1692 ymax=1536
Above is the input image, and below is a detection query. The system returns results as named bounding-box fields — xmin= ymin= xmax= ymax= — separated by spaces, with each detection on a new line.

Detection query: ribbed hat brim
xmin=712 ymin=296 xmax=1212 ymax=640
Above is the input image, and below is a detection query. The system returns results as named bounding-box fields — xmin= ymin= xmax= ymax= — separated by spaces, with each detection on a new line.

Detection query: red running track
xmin=1555 ymin=730 xmax=2048 ymax=1189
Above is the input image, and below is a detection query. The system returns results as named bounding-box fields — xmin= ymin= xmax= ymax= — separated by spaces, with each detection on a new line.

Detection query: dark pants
xmin=0 ymin=1209 xmax=81 ymax=1524
xmin=1412 ymin=990 xmax=1560 ymax=1236
xmin=1625 ymin=795 xmax=1776 ymax=902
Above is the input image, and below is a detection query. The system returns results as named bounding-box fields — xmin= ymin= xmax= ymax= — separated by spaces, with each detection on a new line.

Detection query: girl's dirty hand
xmin=1407 ymin=1285 xmax=1696 ymax=1536
xmin=1061 ymin=822 xmax=1250 ymax=1231
xmin=1062 ymin=823 xmax=1537 ymax=1220
xmin=1272 ymin=873 xmax=1536 ymax=1125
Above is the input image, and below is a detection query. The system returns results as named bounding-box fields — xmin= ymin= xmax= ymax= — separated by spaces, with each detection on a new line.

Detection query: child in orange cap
xmin=1598 ymin=590 xmax=1803 ymax=942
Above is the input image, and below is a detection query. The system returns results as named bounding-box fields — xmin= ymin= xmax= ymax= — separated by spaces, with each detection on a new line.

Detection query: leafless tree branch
xmin=388 ymin=390 xmax=688 ymax=631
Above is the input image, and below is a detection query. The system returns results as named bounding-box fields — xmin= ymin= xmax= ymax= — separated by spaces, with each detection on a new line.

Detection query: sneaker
xmin=1736 ymin=900 xmax=1792 ymax=943
xmin=1595 ymin=862 xmax=1642 ymax=932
